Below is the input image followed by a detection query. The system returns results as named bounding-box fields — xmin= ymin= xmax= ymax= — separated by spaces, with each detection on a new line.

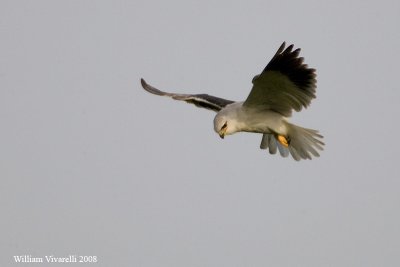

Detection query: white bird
xmin=141 ymin=42 xmax=324 ymax=160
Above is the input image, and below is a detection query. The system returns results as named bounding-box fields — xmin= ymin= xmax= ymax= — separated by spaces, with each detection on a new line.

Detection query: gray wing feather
xmin=243 ymin=42 xmax=317 ymax=117
xmin=141 ymin=78 xmax=234 ymax=112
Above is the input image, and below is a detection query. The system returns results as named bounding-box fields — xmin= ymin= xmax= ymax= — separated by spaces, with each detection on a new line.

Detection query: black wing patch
xmin=261 ymin=42 xmax=316 ymax=97
xmin=140 ymin=78 xmax=234 ymax=112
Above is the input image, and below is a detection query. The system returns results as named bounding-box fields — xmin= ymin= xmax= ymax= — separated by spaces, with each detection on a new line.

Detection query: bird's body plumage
xmin=141 ymin=42 xmax=324 ymax=160
xmin=214 ymin=102 xmax=286 ymax=135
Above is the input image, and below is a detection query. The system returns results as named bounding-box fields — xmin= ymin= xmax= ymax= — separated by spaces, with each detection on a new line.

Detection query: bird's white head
xmin=214 ymin=103 xmax=244 ymax=139
xmin=214 ymin=115 xmax=228 ymax=139
xmin=213 ymin=111 xmax=239 ymax=139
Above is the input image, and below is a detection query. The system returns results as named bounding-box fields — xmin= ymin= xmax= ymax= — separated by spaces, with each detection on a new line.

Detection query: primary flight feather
xmin=141 ymin=42 xmax=324 ymax=160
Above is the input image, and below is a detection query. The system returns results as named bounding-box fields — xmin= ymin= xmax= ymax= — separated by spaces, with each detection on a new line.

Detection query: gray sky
xmin=1 ymin=0 xmax=400 ymax=266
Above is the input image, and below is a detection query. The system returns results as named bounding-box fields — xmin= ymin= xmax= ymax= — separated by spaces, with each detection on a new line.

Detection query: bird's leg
xmin=268 ymin=127 xmax=291 ymax=147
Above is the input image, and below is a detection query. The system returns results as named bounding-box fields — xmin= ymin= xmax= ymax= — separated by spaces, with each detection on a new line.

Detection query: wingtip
xmin=279 ymin=42 xmax=303 ymax=55
xmin=140 ymin=78 xmax=147 ymax=88
xmin=139 ymin=78 xmax=170 ymax=96
xmin=286 ymin=44 xmax=294 ymax=53
xmin=277 ymin=42 xmax=286 ymax=54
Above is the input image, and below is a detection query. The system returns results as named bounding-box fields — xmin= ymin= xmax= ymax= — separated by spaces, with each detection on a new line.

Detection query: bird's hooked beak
xmin=219 ymin=130 xmax=225 ymax=139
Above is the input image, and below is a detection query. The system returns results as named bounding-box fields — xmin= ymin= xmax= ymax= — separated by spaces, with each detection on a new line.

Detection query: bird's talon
xmin=277 ymin=135 xmax=290 ymax=147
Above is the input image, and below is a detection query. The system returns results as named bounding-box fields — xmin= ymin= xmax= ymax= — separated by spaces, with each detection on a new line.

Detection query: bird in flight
xmin=141 ymin=42 xmax=324 ymax=160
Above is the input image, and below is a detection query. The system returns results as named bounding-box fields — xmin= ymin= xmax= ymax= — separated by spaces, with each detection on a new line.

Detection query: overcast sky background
xmin=1 ymin=0 xmax=400 ymax=266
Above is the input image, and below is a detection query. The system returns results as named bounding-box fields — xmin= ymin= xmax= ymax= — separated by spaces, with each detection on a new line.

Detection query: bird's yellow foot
xmin=277 ymin=135 xmax=290 ymax=147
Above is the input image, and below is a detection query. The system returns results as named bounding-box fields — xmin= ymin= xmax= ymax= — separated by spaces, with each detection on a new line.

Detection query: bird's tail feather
xmin=260 ymin=134 xmax=290 ymax=158
xmin=260 ymin=122 xmax=324 ymax=161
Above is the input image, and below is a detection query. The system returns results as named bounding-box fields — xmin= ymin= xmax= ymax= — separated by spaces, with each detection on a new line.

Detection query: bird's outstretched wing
xmin=140 ymin=78 xmax=235 ymax=112
xmin=243 ymin=42 xmax=317 ymax=117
